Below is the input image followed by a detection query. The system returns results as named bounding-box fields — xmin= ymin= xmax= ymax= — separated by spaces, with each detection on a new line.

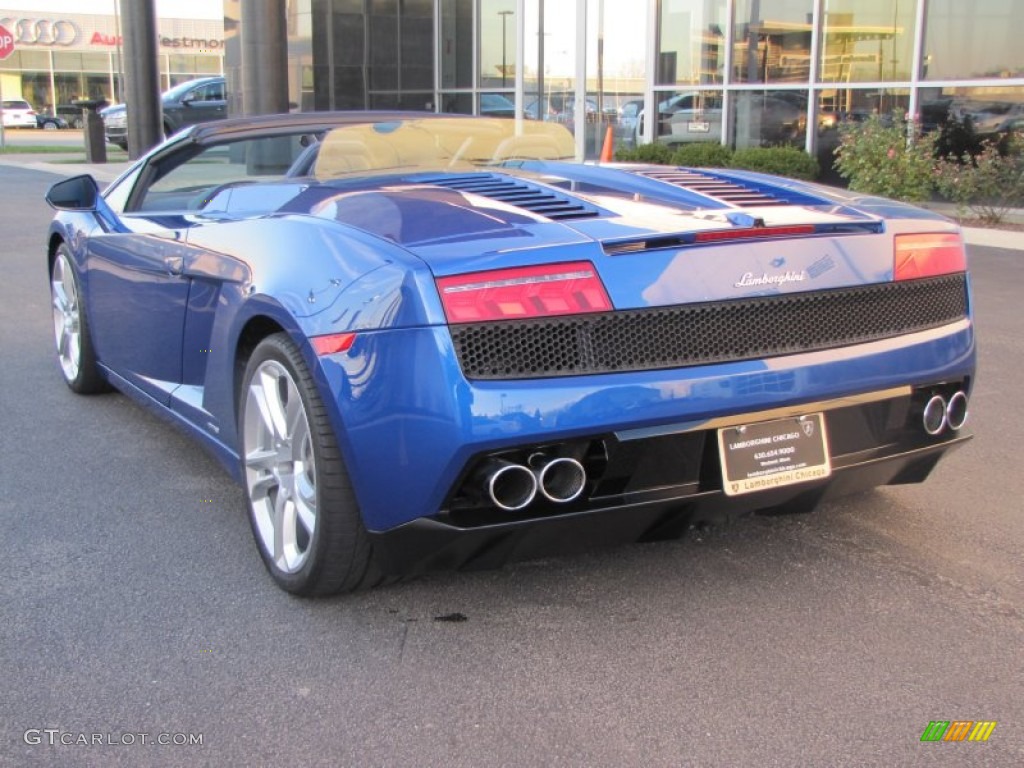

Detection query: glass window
xmin=652 ymin=89 xmax=724 ymax=144
xmin=588 ymin=2 xmax=650 ymax=156
xmin=54 ymin=73 xmax=87 ymax=112
xmin=50 ymin=52 xmax=111 ymax=74
xmin=400 ymin=15 xmax=434 ymax=90
xmin=440 ymin=92 xmax=473 ymax=114
xmin=167 ymin=54 xmax=221 ymax=77
xmin=729 ymin=89 xmax=807 ymax=148
xmin=14 ymin=73 xmax=50 ymax=111
xmin=657 ymin=0 xmax=728 ymax=85
xmin=81 ymin=53 xmax=112 ymax=73
xmin=83 ymin=74 xmax=112 ymax=102
xmin=480 ymin=92 xmax=516 ymax=117
xmin=480 ymin=1 xmax=517 ymax=89
xmin=188 ymin=82 xmax=226 ymax=102
xmin=168 ymin=54 xmax=197 ymax=74
xmin=371 ymin=91 xmax=434 ymax=110
xmin=441 ymin=0 xmax=474 ymax=89
xmin=919 ymin=85 xmax=1024 ymax=139
xmin=815 ymin=87 xmax=908 ymax=182
xmin=524 ymin=0 xmax=579 ymax=132
xmin=136 ymin=136 xmax=308 ymax=213
xmin=923 ymin=0 xmax=1024 ymax=80
xmin=332 ymin=67 xmax=365 ymax=108
xmin=732 ymin=0 xmax=814 ymax=83
xmin=821 ymin=1 xmax=915 ymax=83
xmin=818 ymin=86 xmax=907 ymax=121
xmin=103 ymin=171 xmax=138 ymax=214
xmin=52 ymin=53 xmax=83 ymax=72
xmin=1 ymin=50 xmax=49 ymax=69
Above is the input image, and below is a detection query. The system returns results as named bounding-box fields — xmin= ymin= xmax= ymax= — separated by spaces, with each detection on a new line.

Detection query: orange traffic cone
xmin=599 ymin=124 xmax=614 ymax=163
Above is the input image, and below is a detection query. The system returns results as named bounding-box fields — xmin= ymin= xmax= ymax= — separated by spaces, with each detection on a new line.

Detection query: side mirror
xmin=181 ymin=92 xmax=198 ymax=106
xmin=45 ymin=175 xmax=99 ymax=211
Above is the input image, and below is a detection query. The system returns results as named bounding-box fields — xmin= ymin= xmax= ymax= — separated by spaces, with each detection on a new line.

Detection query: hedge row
xmin=615 ymin=142 xmax=820 ymax=181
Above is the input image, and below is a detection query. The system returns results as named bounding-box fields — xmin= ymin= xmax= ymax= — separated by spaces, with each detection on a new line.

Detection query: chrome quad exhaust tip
xmin=922 ymin=394 xmax=948 ymax=435
xmin=484 ymin=460 xmax=538 ymax=511
xmin=945 ymin=390 xmax=969 ymax=431
xmin=532 ymin=455 xmax=587 ymax=503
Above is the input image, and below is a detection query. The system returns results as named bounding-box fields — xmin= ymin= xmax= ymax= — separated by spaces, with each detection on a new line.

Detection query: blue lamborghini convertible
xmin=45 ymin=112 xmax=975 ymax=595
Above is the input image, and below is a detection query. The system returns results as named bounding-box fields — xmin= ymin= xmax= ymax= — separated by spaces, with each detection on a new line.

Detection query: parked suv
xmin=2 ymin=99 xmax=38 ymax=129
xmin=102 ymin=76 xmax=227 ymax=150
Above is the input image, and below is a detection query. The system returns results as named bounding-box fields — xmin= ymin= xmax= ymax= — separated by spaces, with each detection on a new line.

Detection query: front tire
xmin=50 ymin=247 xmax=109 ymax=394
xmin=240 ymin=333 xmax=381 ymax=596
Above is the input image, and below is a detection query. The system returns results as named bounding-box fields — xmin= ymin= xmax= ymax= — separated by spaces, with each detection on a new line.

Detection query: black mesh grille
xmin=449 ymin=274 xmax=969 ymax=380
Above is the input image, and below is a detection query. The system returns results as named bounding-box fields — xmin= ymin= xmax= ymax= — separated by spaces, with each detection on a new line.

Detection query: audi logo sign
xmin=0 ymin=18 xmax=80 ymax=47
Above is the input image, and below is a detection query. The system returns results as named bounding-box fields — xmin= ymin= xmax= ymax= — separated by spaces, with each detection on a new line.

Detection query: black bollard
xmin=72 ymin=98 xmax=109 ymax=164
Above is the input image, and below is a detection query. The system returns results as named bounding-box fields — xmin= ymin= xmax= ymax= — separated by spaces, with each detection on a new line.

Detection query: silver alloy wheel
xmin=51 ymin=253 xmax=81 ymax=382
xmin=243 ymin=360 xmax=318 ymax=574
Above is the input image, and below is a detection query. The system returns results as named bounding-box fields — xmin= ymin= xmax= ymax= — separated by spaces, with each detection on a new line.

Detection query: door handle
xmin=164 ymin=256 xmax=184 ymax=275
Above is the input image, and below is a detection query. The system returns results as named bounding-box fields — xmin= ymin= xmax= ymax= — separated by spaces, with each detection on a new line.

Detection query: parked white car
xmin=2 ymin=99 xmax=38 ymax=128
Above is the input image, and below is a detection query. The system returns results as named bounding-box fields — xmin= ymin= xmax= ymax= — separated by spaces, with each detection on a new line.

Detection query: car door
xmin=84 ymin=136 xmax=303 ymax=407
xmin=83 ymin=164 xmax=195 ymax=405
xmin=179 ymin=81 xmax=227 ymax=129
xmin=84 ymin=141 xmax=235 ymax=404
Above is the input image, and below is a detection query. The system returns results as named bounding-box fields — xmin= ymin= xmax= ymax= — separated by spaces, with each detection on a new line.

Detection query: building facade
xmin=232 ymin=0 xmax=1024 ymax=167
xmin=0 ymin=6 xmax=223 ymax=122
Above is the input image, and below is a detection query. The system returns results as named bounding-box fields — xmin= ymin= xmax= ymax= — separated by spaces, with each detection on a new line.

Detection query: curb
xmin=961 ymin=227 xmax=1024 ymax=251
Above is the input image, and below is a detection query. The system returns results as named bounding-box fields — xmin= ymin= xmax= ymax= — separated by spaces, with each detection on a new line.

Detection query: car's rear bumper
xmin=318 ymin=317 xmax=975 ymax=532
xmin=369 ymin=434 xmax=969 ymax=575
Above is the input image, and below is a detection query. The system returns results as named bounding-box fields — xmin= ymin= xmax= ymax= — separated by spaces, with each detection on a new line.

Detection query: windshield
xmin=309 ymin=117 xmax=575 ymax=179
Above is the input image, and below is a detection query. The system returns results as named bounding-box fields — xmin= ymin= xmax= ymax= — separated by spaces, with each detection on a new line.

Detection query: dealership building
xmin=0 ymin=4 xmax=222 ymax=123
xmin=235 ymin=0 xmax=1024 ymax=164
xmin=4 ymin=0 xmax=1024 ymax=166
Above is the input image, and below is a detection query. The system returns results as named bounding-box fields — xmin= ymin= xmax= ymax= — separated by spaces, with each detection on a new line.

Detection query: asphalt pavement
xmin=0 ymin=164 xmax=1021 ymax=767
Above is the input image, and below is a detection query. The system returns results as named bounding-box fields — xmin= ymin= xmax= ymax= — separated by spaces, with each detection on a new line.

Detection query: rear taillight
xmin=436 ymin=261 xmax=612 ymax=323
xmin=894 ymin=233 xmax=966 ymax=281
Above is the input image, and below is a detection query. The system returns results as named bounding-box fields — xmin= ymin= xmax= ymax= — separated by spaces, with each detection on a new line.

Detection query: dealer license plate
xmin=717 ymin=413 xmax=831 ymax=496
xmin=687 ymin=120 xmax=711 ymax=133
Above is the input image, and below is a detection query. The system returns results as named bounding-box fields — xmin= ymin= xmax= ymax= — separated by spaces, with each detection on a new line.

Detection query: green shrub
xmin=614 ymin=142 xmax=674 ymax=164
xmin=728 ymin=146 xmax=819 ymax=180
xmin=934 ymin=134 xmax=1024 ymax=224
xmin=669 ymin=142 xmax=734 ymax=168
xmin=833 ymin=111 xmax=937 ymax=201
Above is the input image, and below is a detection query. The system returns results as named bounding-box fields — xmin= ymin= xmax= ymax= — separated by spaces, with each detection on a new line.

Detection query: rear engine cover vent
xmin=636 ymin=168 xmax=788 ymax=207
xmin=423 ymin=173 xmax=601 ymax=221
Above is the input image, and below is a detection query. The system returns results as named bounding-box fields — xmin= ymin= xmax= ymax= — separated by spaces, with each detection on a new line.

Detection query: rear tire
xmin=239 ymin=333 xmax=382 ymax=596
xmin=50 ymin=246 xmax=110 ymax=394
